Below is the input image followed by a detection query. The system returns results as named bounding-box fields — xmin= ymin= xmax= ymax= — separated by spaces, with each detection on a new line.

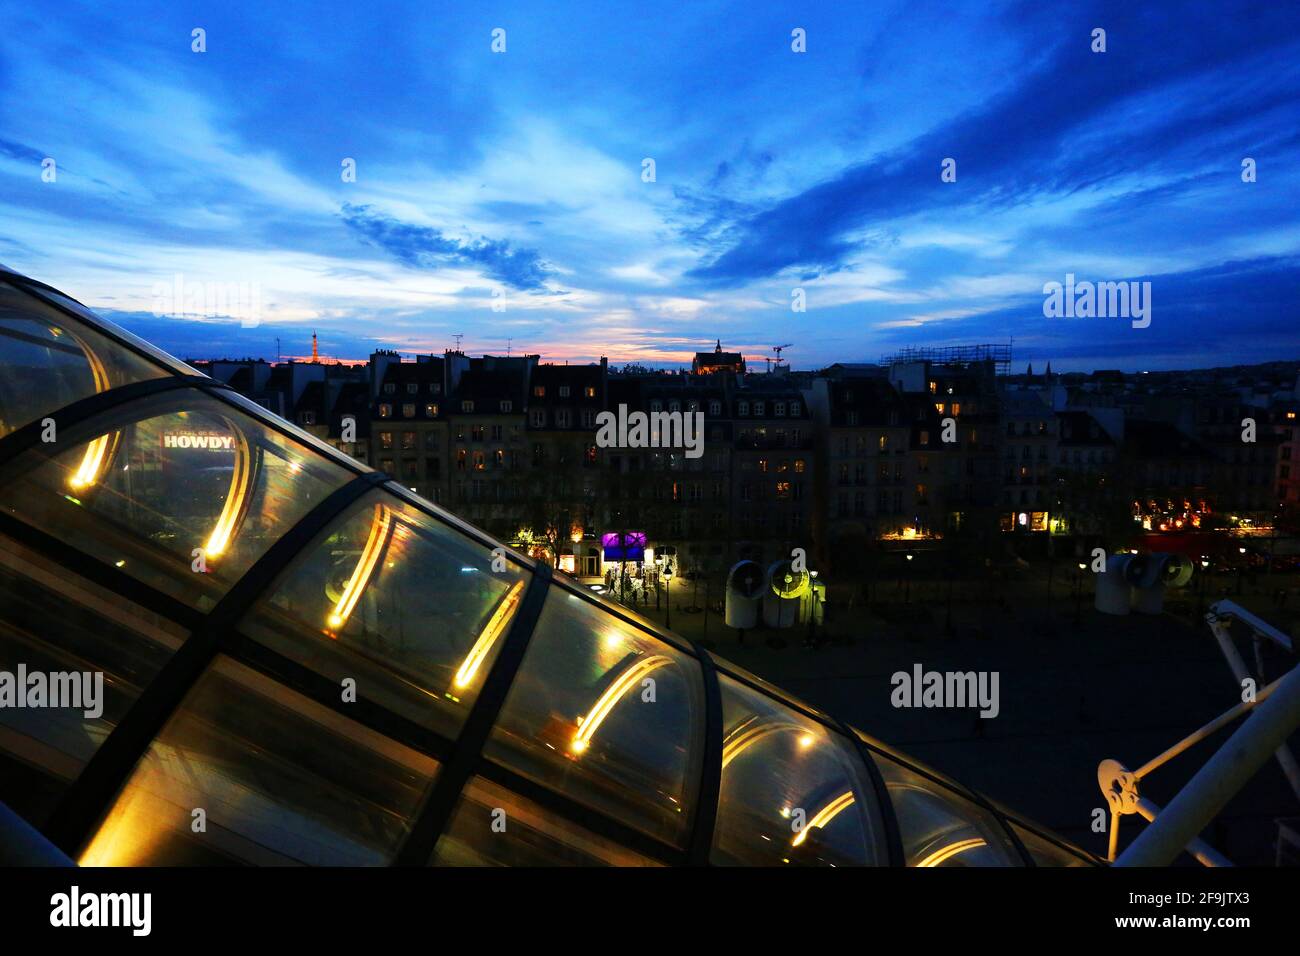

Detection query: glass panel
xmin=431 ymin=775 xmax=659 ymax=867
xmin=871 ymin=753 xmax=1022 ymax=867
xmin=712 ymin=674 xmax=884 ymax=866
xmin=19 ymin=283 xmax=200 ymax=378
xmin=1010 ymin=821 xmax=1095 ymax=866
xmin=0 ymin=281 xmax=169 ymax=440
xmin=484 ymin=589 xmax=704 ymax=847
xmin=79 ymin=656 xmax=438 ymax=866
xmin=0 ymin=390 xmax=352 ymax=612
xmin=0 ymin=531 xmax=185 ymax=826
xmin=241 ymin=490 xmax=531 ymax=738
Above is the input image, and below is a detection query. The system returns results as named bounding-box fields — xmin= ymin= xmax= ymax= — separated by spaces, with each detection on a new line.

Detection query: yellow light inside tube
xmin=570 ymin=654 xmax=672 ymax=755
xmin=327 ymin=503 xmax=395 ymax=631
xmin=916 ymin=837 xmax=987 ymax=868
xmin=791 ymin=791 xmax=855 ymax=847
xmin=721 ymin=719 xmax=809 ymax=769
xmin=452 ymin=578 xmax=526 ymax=690
xmin=65 ymin=332 xmax=118 ymax=491
xmin=69 ymin=433 xmax=113 ymax=489
xmin=202 ymin=428 xmax=252 ymax=558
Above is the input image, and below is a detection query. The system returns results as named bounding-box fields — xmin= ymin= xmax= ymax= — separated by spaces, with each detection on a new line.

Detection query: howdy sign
xmin=162 ymin=431 xmax=236 ymax=451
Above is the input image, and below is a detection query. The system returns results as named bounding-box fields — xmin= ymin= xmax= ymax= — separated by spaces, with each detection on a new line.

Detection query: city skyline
xmin=2 ymin=1 xmax=1298 ymax=370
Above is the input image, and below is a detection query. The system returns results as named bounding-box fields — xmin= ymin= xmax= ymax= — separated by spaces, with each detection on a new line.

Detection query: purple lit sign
xmin=601 ymin=531 xmax=646 ymax=561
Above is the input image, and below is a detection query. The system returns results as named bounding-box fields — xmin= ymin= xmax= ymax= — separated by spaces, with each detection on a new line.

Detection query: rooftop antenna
xmin=453 ymin=333 xmax=464 ymax=352
xmin=507 ymin=337 xmax=512 ymax=357
xmin=275 ymin=337 xmax=281 ymax=363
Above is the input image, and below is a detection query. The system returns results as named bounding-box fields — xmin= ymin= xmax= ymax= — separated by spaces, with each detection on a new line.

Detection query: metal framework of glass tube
xmin=0 ymin=267 xmax=1097 ymax=867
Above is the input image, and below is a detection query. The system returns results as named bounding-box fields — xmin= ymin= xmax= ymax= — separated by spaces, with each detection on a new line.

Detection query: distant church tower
xmin=311 ymin=331 xmax=319 ymax=362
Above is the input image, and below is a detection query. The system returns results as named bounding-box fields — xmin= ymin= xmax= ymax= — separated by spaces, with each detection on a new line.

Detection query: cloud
xmin=340 ymin=203 xmax=553 ymax=292
xmin=686 ymin=1 xmax=1300 ymax=285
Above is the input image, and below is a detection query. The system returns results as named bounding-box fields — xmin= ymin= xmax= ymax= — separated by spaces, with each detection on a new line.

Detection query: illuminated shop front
xmin=0 ymin=271 xmax=1095 ymax=867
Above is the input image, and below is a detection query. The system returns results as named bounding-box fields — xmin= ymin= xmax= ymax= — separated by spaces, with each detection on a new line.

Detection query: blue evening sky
xmin=1 ymin=0 xmax=1298 ymax=370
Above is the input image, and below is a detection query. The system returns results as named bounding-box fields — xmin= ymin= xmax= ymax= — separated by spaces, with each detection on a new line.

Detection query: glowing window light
xmin=570 ymin=654 xmax=673 ymax=755
xmin=791 ymin=791 xmax=855 ymax=847
xmin=327 ymin=503 xmax=395 ymax=630
xmin=916 ymin=837 xmax=987 ymax=867
xmin=202 ymin=425 xmax=253 ymax=558
xmin=452 ymin=578 xmax=526 ymax=690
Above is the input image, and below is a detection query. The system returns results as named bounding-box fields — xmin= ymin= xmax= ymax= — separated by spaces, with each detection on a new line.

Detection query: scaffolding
xmin=880 ymin=343 xmax=1012 ymax=376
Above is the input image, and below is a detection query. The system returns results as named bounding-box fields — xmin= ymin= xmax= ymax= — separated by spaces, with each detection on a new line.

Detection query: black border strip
xmin=473 ymin=760 xmax=688 ymax=866
xmin=393 ymin=562 xmax=551 ymax=865
xmin=686 ymin=646 xmax=723 ymax=865
xmin=42 ymin=471 xmax=388 ymax=857
xmin=0 ymin=376 xmax=223 ymax=472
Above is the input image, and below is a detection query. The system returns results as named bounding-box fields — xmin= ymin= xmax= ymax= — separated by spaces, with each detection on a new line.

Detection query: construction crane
xmin=770 ymin=343 xmax=793 ymax=372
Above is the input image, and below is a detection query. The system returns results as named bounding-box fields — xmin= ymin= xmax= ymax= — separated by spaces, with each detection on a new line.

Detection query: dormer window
xmin=500 ymin=400 xmax=513 ymax=413
xmin=461 ymin=400 xmax=474 ymax=413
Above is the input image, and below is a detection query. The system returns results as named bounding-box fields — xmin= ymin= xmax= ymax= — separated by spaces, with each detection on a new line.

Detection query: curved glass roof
xmin=0 ymin=270 xmax=1098 ymax=867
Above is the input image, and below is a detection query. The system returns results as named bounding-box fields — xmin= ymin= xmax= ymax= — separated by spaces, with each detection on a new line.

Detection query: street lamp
xmin=1073 ymin=562 xmax=1086 ymax=622
xmin=663 ymin=565 xmax=674 ymax=629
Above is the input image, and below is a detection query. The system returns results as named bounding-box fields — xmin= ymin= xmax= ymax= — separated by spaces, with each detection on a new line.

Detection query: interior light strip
xmin=721 ymin=718 xmax=811 ymax=769
xmin=916 ymin=837 xmax=987 ymax=868
xmin=571 ymin=654 xmax=673 ymax=754
xmin=66 ymin=330 xmax=120 ymax=490
xmin=791 ymin=791 xmax=856 ymax=847
xmin=327 ymin=502 xmax=395 ymax=630
xmin=203 ymin=423 xmax=253 ymax=558
xmin=452 ymin=578 xmax=526 ymax=690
